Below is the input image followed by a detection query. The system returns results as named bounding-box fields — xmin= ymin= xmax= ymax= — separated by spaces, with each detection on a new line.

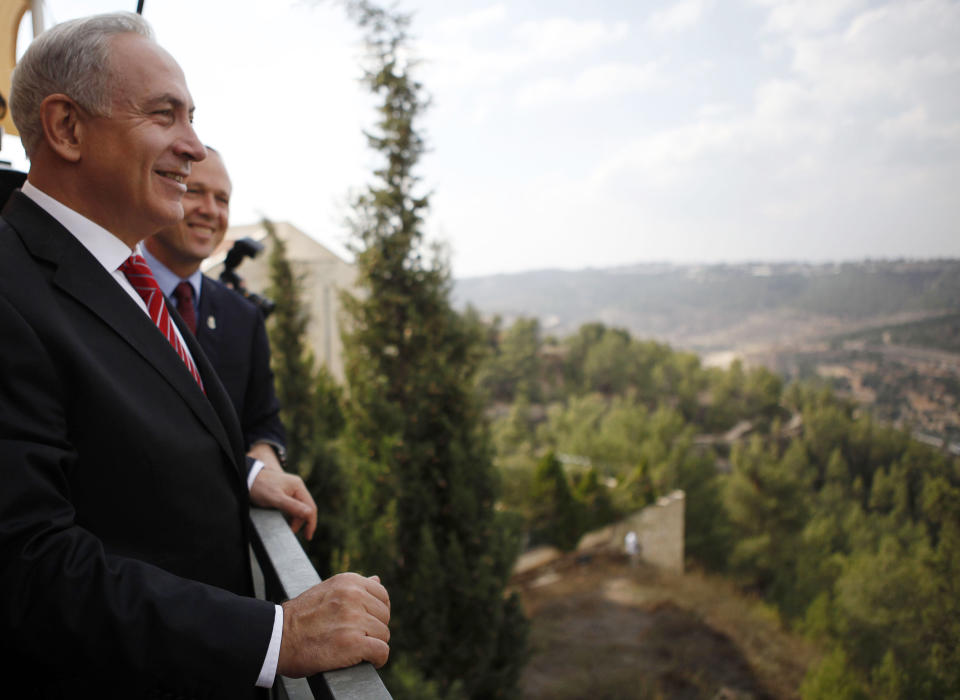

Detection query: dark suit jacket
xmin=0 ymin=192 xmax=275 ymax=698
xmin=194 ymin=276 xmax=285 ymax=453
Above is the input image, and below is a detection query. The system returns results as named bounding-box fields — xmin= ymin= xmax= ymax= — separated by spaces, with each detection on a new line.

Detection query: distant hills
xmin=453 ymin=260 xmax=960 ymax=353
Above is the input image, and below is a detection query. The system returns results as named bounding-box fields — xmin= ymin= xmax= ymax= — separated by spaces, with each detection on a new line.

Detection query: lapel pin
xmin=207 ymin=315 xmax=216 ymax=330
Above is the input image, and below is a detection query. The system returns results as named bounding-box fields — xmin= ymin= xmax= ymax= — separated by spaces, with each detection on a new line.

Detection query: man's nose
xmin=175 ymin=121 xmax=206 ymax=163
xmin=195 ymin=191 xmax=217 ymax=216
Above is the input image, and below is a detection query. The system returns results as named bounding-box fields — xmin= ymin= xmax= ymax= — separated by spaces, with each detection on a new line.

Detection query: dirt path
xmin=512 ymin=551 xmax=818 ymax=700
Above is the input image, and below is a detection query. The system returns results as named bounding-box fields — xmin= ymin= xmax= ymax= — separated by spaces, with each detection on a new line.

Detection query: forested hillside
xmin=476 ymin=317 xmax=960 ymax=698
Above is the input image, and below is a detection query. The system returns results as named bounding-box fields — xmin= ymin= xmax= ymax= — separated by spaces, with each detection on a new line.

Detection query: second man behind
xmin=142 ymin=147 xmax=308 ymax=527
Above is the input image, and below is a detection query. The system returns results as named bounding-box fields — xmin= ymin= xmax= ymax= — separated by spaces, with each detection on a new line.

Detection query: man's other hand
xmin=278 ymin=574 xmax=390 ymax=677
xmin=250 ymin=467 xmax=318 ymax=540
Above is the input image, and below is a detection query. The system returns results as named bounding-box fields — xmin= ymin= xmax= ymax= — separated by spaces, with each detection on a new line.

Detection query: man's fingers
xmin=364 ymin=616 xmax=391 ymax=644
xmin=292 ymin=485 xmax=318 ymax=540
xmin=287 ymin=482 xmax=318 ymax=540
xmin=278 ymin=494 xmax=313 ymax=522
xmin=363 ymin=592 xmax=391 ymax=626
xmin=360 ymin=636 xmax=390 ymax=669
xmin=362 ymin=575 xmax=390 ymax=608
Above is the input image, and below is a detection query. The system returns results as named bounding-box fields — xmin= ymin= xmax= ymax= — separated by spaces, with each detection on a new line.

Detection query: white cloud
xmin=433 ymin=4 xmax=507 ymax=35
xmin=591 ymin=120 xmax=741 ymax=191
xmin=514 ymin=17 xmax=630 ymax=60
xmin=573 ymin=0 xmax=958 ymax=236
xmin=742 ymin=0 xmax=960 ymax=166
xmin=756 ymin=0 xmax=960 ymax=110
xmin=877 ymin=106 xmax=960 ymax=143
xmin=646 ymin=0 xmax=713 ymax=33
xmin=516 ymin=61 xmax=660 ymax=108
xmin=698 ymin=102 xmax=736 ymax=119
xmin=422 ymin=15 xmax=631 ymax=92
xmin=752 ymin=0 xmax=869 ymax=35
xmin=877 ymin=106 xmax=930 ymax=139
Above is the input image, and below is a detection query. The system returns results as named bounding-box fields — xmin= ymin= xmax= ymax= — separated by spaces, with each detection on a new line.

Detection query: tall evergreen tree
xmin=264 ymin=219 xmax=346 ymax=577
xmin=264 ymin=220 xmax=314 ymax=470
xmin=338 ymin=2 xmax=527 ymax=697
xmin=529 ymin=452 xmax=582 ymax=551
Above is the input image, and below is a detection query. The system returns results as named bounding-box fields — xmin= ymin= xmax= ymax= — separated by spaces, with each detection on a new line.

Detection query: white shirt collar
xmin=20 ymin=180 xmax=135 ymax=273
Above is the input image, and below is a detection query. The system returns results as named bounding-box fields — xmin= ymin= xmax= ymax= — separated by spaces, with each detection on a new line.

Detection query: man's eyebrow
xmin=144 ymin=94 xmax=194 ymax=113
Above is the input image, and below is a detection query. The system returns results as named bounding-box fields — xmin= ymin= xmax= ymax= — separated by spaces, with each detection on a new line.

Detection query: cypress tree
xmin=339 ymin=2 xmax=528 ymax=696
xmin=264 ymin=219 xmax=314 ymax=472
xmin=264 ymin=219 xmax=346 ymax=577
xmin=529 ymin=452 xmax=582 ymax=551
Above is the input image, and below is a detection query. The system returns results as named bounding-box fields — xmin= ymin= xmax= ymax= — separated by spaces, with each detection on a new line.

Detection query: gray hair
xmin=10 ymin=12 xmax=154 ymax=158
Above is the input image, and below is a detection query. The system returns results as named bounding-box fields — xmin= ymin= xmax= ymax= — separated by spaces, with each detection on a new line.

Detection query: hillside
xmin=479 ymin=300 xmax=960 ymax=698
xmin=453 ymin=260 xmax=960 ymax=352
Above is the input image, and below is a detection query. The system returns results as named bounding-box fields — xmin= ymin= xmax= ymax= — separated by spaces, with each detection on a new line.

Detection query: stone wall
xmin=577 ymin=490 xmax=685 ymax=574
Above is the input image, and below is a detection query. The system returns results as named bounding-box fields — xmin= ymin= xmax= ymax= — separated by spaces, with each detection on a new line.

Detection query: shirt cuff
xmin=247 ymin=459 xmax=265 ymax=491
xmin=253 ymin=439 xmax=288 ymax=468
xmin=255 ymin=604 xmax=284 ymax=688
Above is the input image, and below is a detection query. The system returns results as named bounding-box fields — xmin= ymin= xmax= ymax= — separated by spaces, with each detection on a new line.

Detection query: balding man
xmin=0 ymin=13 xmax=388 ymax=698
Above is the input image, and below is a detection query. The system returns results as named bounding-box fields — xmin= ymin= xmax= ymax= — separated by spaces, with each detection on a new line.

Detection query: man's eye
xmin=186 ymin=188 xmax=202 ymax=195
xmin=216 ymin=197 xmax=229 ymax=206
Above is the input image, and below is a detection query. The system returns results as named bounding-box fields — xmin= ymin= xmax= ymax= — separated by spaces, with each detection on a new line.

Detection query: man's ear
xmin=39 ymin=94 xmax=84 ymax=163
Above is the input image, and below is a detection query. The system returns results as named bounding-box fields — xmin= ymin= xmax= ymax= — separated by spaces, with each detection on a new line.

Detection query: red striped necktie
xmin=119 ymin=254 xmax=205 ymax=392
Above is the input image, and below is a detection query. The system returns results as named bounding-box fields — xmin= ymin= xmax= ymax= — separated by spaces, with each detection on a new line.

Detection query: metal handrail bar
xmin=249 ymin=508 xmax=393 ymax=700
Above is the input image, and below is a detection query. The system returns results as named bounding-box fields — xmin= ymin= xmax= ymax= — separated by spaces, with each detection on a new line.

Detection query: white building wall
xmin=204 ymin=221 xmax=357 ymax=383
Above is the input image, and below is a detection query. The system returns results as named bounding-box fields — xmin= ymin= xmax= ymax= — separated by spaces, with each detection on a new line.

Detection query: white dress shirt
xmin=19 ymin=181 xmax=283 ymax=688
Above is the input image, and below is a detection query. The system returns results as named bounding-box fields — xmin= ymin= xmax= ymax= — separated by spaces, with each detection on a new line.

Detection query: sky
xmin=7 ymin=0 xmax=960 ymax=278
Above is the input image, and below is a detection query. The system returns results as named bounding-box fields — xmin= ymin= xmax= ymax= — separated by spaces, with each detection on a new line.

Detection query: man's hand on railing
xmin=277 ymin=573 xmax=391 ymax=677
xmin=249 ymin=468 xmax=318 ymax=540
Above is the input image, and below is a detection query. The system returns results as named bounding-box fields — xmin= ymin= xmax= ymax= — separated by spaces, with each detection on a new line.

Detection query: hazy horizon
xmin=453 ymin=253 xmax=960 ymax=280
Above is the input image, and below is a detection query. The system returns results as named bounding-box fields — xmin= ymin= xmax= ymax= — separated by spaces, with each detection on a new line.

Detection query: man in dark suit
xmin=0 ymin=12 xmax=389 ymax=697
xmin=142 ymin=148 xmax=300 ymax=526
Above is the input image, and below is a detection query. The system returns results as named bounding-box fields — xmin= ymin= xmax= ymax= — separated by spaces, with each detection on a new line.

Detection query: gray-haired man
xmin=0 ymin=12 xmax=388 ymax=698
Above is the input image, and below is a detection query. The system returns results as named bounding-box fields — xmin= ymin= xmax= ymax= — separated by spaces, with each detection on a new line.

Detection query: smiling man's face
xmin=146 ymin=149 xmax=232 ymax=278
xmin=77 ymin=33 xmax=205 ymax=247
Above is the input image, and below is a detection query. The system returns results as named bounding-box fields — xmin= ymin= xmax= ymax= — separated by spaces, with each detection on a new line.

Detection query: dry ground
xmin=511 ymin=551 xmax=818 ymax=700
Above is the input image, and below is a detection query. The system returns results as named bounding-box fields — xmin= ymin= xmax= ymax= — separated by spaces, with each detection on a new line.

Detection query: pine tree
xmin=339 ymin=2 xmax=527 ymax=696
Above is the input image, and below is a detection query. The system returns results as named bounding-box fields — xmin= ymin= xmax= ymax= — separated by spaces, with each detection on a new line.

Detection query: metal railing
xmin=249 ymin=508 xmax=393 ymax=700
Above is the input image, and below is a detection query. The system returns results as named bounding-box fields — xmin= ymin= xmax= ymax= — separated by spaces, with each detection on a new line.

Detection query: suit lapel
xmin=3 ymin=193 xmax=243 ymax=476
xmin=196 ymin=276 xmax=223 ymax=370
xmin=169 ymin=299 xmax=247 ymax=478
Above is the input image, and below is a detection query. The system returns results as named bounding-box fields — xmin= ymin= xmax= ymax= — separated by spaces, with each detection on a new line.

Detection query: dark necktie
xmin=172 ymin=281 xmax=198 ymax=335
xmin=119 ymin=254 xmax=204 ymax=392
